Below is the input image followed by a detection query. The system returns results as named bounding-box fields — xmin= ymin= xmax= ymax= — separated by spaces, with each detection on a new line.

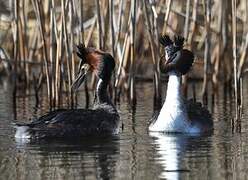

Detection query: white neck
xmin=164 ymin=72 xmax=182 ymax=107
xmin=149 ymin=72 xmax=189 ymax=132
xmin=95 ymin=78 xmax=109 ymax=104
xmin=163 ymin=72 xmax=188 ymax=116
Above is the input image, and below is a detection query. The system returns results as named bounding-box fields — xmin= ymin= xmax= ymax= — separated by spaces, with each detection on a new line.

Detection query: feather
xmin=159 ymin=34 xmax=173 ymax=47
xmin=174 ymin=35 xmax=185 ymax=48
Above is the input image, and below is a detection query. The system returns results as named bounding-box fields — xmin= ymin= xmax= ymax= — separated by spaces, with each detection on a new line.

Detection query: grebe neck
xmin=162 ymin=72 xmax=189 ymax=126
xmin=95 ymin=78 xmax=112 ymax=105
xmin=165 ymin=72 xmax=182 ymax=104
xmin=149 ymin=72 xmax=190 ymax=132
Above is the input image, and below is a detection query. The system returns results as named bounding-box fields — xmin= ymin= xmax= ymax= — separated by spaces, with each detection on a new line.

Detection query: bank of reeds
xmin=0 ymin=0 xmax=247 ymax=120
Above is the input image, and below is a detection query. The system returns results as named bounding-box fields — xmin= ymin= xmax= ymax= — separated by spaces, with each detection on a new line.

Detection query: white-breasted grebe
xmin=14 ymin=44 xmax=120 ymax=139
xmin=149 ymin=35 xmax=213 ymax=134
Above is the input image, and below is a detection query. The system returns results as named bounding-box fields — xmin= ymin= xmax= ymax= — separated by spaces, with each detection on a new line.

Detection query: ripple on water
xmin=0 ymin=79 xmax=248 ymax=180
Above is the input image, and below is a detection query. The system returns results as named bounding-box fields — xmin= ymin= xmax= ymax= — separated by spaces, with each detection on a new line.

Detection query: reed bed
xmin=0 ymin=0 xmax=247 ymax=120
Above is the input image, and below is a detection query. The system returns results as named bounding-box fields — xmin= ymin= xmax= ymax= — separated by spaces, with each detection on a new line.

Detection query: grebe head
xmin=71 ymin=43 xmax=115 ymax=91
xmin=159 ymin=34 xmax=194 ymax=75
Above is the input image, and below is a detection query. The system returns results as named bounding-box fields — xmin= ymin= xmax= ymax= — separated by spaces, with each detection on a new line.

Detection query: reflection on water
xmin=0 ymin=77 xmax=248 ymax=179
xmin=150 ymin=132 xmax=214 ymax=180
xmin=150 ymin=132 xmax=190 ymax=180
xmin=13 ymin=137 xmax=119 ymax=180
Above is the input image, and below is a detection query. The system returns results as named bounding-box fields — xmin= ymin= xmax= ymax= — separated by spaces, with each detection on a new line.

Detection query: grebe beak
xmin=71 ymin=63 xmax=90 ymax=91
xmin=165 ymin=50 xmax=182 ymax=65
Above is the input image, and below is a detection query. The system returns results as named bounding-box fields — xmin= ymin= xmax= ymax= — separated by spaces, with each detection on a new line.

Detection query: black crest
xmin=76 ymin=43 xmax=89 ymax=72
xmin=159 ymin=34 xmax=173 ymax=47
xmin=174 ymin=35 xmax=184 ymax=49
xmin=76 ymin=43 xmax=88 ymax=63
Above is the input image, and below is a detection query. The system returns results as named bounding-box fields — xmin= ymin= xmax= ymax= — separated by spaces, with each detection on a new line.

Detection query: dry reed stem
xmin=95 ymin=0 xmax=103 ymax=49
xmin=188 ymin=0 xmax=198 ymax=46
xmin=12 ymin=0 xmax=19 ymax=79
xmin=237 ymin=33 xmax=248 ymax=79
xmin=231 ymin=0 xmax=239 ymax=120
xmin=50 ymin=0 xmax=56 ymax=106
xmin=201 ymin=0 xmax=211 ymax=102
xmin=55 ymin=13 xmax=63 ymax=107
xmin=85 ymin=16 xmax=97 ymax=46
xmin=109 ymin=0 xmax=115 ymax=55
xmin=115 ymin=12 xmax=131 ymax=88
xmin=70 ymin=0 xmax=76 ymax=107
xmin=182 ymin=0 xmax=191 ymax=97
xmin=170 ymin=8 xmax=219 ymax=35
xmin=183 ymin=0 xmax=190 ymax=38
xmin=129 ymin=0 xmax=137 ymax=104
xmin=62 ymin=0 xmax=72 ymax=107
xmin=143 ymin=0 xmax=161 ymax=104
xmin=78 ymin=0 xmax=84 ymax=42
xmin=162 ymin=0 xmax=172 ymax=34
xmin=212 ymin=0 xmax=223 ymax=88
xmin=19 ymin=0 xmax=28 ymax=83
xmin=32 ymin=0 xmax=51 ymax=106
xmin=114 ymin=0 xmax=124 ymax=54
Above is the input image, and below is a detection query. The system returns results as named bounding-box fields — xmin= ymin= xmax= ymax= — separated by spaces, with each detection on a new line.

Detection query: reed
xmin=143 ymin=0 xmax=161 ymax=107
xmin=50 ymin=0 xmax=56 ymax=107
xmin=231 ymin=0 xmax=242 ymax=125
xmin=95 ymin=0 xmax=103 ymax=49
xmin=19 ymin=0 xmax=28 ymax=84
xmin=12 ymin=0 xmax=18 ymax=79
xmin=109 ymin=0 xmax=115 ymax=56
xmin=0 ymin=0 xmax=246 ymax=118
xmin=31 ymin=0 xmax=51 ymax=106
xmin=201 ymin=0 xmax=211 ymax=104
xmin=181 ymin=0 xmax=191 ymax=98
xmin=188 ymin=0 xmax=198 ymax=46
xmin=162 ymin=0 xmax=172 ymax=35
xmin=114 ymin=0 xmax=124 ymax=55
xmin=129 ymin=0 xmax=137 ymax=105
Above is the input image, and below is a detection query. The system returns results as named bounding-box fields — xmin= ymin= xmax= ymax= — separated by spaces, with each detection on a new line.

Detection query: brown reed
xmin=129 ymin=0 xmax=137 ymax=105
xmin=0 ymin=0 xmax=246 ymax=121
xmin=231 ymin=0 xmax=241 ymax=124
xmin=201 ymin=0 xmax=211 ymax=104
xmin=143 ymin=0 xmax=161 ymax=107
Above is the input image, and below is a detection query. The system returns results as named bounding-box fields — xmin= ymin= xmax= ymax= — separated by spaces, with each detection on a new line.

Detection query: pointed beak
xmin=165 ymin=50 xmax=182 ymax=65
xmin=71 ymin=63 xmax=90 ymax=91
xmin=160 ymin=50 xmax=182 ymax=74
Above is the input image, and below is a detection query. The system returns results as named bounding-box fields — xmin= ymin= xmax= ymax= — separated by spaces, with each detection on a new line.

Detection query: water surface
xmin=0 ymin=77 xmax=248 ymax=180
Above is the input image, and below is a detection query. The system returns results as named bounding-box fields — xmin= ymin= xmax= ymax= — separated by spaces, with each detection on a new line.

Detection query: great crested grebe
xmin=14 ymin=44 xmax=120 ymax=139
xmin=149 ymin=35 xmax=213 ymax=133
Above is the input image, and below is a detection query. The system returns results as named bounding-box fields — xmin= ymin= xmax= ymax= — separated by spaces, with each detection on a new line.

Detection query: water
xmin=0 ymin=77 xmax=248 ymax=180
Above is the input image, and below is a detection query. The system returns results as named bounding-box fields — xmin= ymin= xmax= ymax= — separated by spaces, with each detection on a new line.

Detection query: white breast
xmin=149 ymin=73 xmax=200 ymax=133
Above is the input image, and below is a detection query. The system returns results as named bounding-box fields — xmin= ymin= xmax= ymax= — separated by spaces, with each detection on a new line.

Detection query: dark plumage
xmin=174 ymin=35 xmax=185 ymax=48
xmin=159 ymin=34 xmax=173 ymax=47
xmin=186 ymin=99 xmax=213 ymax=132
xmin=14 ymin=45 xmax=119 ymax=139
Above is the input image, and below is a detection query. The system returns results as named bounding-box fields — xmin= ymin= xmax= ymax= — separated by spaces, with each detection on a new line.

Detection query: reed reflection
xmin=14 ymin=137 xmax=120 ymax=180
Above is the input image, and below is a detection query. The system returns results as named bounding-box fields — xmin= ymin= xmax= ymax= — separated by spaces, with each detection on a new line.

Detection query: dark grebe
xmin=14 ymin=44 xmax=120 ymax=139
xmin=149 ymin=35 xmax=213 ymax=133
